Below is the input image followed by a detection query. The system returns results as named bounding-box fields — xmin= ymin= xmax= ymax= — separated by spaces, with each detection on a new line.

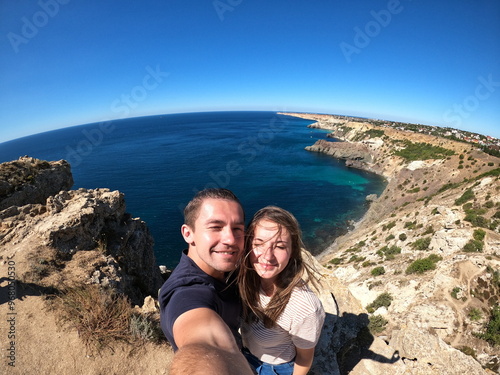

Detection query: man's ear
xmin=181 ymin=224 xmax=194 ymax=245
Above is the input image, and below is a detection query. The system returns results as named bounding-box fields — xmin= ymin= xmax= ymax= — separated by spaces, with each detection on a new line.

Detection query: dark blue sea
xmin=0 ymin=111 xmax=386 ymax=268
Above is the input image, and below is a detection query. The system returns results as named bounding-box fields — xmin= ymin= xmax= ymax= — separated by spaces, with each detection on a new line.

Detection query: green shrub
xmin=371 ymin=266 xmax=386 ymax=277
xmin=368 ymin=315 xmax=388 ymax=334
xmin=349 ymin=255 xmax=366 ymax=263
xmin=484 ymin=201 xmax=494 ymax=209
xmin=385 ymin=234 xmax=395 ymax=241
xmin=404 ymin=221 xmax=418 ymax=230
xmin=362 ymin=260 xmax=375 ymax=268
xmin=455 ymin=189 xmax=475 ymax=205
xmin=463 ymin=239 xmax=484 ymax=253
xmin=464 ymin=212 xmax=489 ymax=228
xmin=366 ymin=292 xmax=393 ymax=313
xmin=473 ymin=229 xmax=486 ymax=241
xmin=491 ymin=220 xmax=499 ymax=231
xmin=129 ymin=314 xmax=163 ymax=343
xmin=406 ymin=254 xmax=442 ymax=274
xmin=329 ymin=258 xmax=343 ymax=265
xmin=399 ymin=233 xmax=407 ymax=241
xmin=451 ymin=287 xmax=461 ymax=299
xmin=376 ymin=245 xmax=401 ymax=260
xmin=469 ymin=308 xmax=483 ymax=321
xmin=476 ymin=306 xmax=500 ymax=346
xmin=422 ymin=225 xmax=434 ymax=235
xmin=411 ymin=236 xmax=432 ymax=251
xmin=489 ymin=266 xmax=500 ymax=288
xmin=458 ymin=346 xmax=477 ymax=359
xmin=393 ymin=141 xmax=455 ymax=161
xmin=382 ymin=221 xmax=396 ymax=231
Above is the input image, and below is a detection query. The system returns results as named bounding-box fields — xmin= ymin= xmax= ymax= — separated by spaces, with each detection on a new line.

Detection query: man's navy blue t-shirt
xmin=158 ymin=250 xmax=241 ymax=351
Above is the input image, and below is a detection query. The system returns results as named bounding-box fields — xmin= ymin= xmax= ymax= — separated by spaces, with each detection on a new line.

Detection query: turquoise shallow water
xmin=0 ymin=111 xmax=386 ymax=267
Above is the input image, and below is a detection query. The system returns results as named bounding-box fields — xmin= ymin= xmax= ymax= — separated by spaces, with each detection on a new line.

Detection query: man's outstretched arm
xmin=170 ymin=307 xmax=253 ymax=374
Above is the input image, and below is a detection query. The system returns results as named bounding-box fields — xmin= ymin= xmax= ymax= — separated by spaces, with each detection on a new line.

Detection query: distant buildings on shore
xmin=335 ymin=114 xmax=500 ymax=153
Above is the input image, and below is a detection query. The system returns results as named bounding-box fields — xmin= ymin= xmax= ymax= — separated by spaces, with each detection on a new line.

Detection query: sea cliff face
xmin=289 ymin=112 xmax=500 ymax=374
xmin=0 ymin=157 xmax=163 ymax=306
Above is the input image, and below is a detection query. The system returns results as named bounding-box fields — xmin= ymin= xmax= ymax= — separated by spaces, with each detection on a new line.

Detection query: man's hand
xmin=170 ymin=307 xmax=254 ymax=374
xmin=173 ymin=307 xmax=239 ymax=352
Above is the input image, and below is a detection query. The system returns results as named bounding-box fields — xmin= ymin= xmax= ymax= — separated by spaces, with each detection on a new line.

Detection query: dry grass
xmin=55 ymin=284 xmax=132 ymax=353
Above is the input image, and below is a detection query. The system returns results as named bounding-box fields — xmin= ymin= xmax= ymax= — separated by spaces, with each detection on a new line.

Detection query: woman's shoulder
xmin=289 ymin=282 xmax=323 ymax=311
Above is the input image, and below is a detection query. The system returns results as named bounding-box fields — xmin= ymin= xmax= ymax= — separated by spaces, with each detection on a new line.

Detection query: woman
xmin=238 ymin=206 xmax=325 ymax=375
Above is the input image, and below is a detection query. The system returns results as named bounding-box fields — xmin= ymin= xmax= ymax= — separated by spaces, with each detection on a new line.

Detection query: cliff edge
xmin=287 ymin=112 xmax=499 ymax=374
xmin=0 ymin=156 xmax=170 ymax=374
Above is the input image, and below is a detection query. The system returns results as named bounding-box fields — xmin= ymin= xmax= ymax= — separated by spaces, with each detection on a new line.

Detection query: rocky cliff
xmin=289 ymin=112 xmax=500 ymax=374
xmin=0 ymin=157 xmax=163 ymax=305
xmin=0 ymin=157 xmax=169 ymax=374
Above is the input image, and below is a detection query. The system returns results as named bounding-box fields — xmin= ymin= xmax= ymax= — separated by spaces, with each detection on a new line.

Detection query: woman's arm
xmin=293 ymin=347 xmax=315 ymax=375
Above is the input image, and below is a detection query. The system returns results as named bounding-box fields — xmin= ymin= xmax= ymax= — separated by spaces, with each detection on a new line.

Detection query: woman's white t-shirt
xmin=241 ymin=284 xmax=325 ymax=365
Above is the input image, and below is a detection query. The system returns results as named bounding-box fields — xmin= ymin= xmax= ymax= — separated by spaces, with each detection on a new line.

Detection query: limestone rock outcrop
xmin=296 ymin=113 xmax=500 ymax=374
xmin=0 ymin=156 xmax=73 ymax=211
xmin=306 ymin=139 xmax=375 ymax=164
xmin=0 ymin=157 xmax=163 ymax=305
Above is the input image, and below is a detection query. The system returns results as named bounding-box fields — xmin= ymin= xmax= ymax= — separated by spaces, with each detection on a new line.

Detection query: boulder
xmin=0 ymin=156 xmax=73 ymax=210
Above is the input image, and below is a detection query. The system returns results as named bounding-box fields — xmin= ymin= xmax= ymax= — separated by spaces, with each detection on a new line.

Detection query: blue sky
xmin=1 ymin=0 xmax=499 ymax=143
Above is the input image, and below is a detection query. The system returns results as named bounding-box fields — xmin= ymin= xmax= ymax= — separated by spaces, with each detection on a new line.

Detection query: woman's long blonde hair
xmin=238 ymin=206 xmax=319 ymax=328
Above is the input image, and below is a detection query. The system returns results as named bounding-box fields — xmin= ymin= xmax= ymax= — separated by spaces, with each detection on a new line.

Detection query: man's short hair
xmin=184 ymin=188 xmax=243 ymax=229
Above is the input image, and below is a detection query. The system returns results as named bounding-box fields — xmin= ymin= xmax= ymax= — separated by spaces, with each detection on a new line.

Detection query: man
xmin=159 ymin=188 xmax=253 ymax=374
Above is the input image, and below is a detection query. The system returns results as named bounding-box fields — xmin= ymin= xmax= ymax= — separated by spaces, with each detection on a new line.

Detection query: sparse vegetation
xmin=451 ymin=287 xmax=461 ymax=300
xmin=469 ymin=308 xmax=483 ymax=322
xmin=353 ymin=129 xmax=385 ymax=141
xmin=458 ymin=346 xmax=477 ymax=359
xmin=393 ymin=141 xmax=455 ymax=161
xmin=329 ymin=257 xmax=343 ymax=265
xmin=476 ymin=306 xmax=500 ymax=347
xmin=376 ymin=245 xmax=401 ymax=260
xmin=129 ymin=314 xmax=163 ymax=343
xmin=371 ymin=266 xmax=386 ymax=277
xmin=368 ymin=315 xmax=388 ymax=334
xmin=382 ymin=221 xmax=396 ymax=231
xmin=463 ymin=228 xmax=486 ymax=253
xmin=455 ymin=188 xmax=475 ymax=205
xmin=366 ymin=292 xmax=393 ymax=313
xmin=56 ymin=285 xmax=133 ymax=352
xmin=406 ymin=254 xmax=442 ymax=274
xmin=411 ymin=236 xmax=432 ymax=251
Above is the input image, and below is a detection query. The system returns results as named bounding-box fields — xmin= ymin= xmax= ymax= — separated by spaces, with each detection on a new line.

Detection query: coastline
xmin=2 ymin=115 xmax=499 ymax=373
xmin=281 ymin=111 xmax=498 ymax=260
